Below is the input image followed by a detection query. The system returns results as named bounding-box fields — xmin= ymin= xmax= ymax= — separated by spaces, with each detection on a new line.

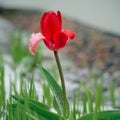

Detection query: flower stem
xmin=54 ymin=50 xmax=67 ymax=118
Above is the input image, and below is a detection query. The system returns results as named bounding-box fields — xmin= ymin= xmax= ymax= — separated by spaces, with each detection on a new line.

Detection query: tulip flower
xmin=29 ymin=11 xmax=76 ymax=119
xmin=29 ymin=10 xmax=75 ymax=55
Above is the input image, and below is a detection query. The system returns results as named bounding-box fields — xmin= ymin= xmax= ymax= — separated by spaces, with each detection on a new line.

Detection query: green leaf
xmin=8 ymin=103 xmax=48 ymax=120
xmin=7 ymin=104 xmax=25 ymax=120
xmin=53 ymin=97 xmax=61 ymax=114
xmin=12 ymin=95 xmax=49 ymax=110
xmin=0 ymin=55 xmax=5 ymax=116
xmin=81 ymin=82 xmax=93 ymax=112
xmin=38 ymin=66 xmax=70 ymax=116
xmin=39 ymin=66 xmax=62 ymax=99
xmin=42 ymin=82 xmax=52 ymax=108
xmin=78 ymin=110 xmax=120 ymax=120
xmin=12 ymin=95 xmax=63 ymax=120
xmin=28 ymin=99 xmax=50 ymax=110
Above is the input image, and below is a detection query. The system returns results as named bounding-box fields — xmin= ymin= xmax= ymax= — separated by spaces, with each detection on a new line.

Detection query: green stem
xmin=54 ymin=50 xmax=67 ymax=118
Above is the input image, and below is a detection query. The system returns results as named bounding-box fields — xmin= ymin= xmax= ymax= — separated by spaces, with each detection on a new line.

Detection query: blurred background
xmin=1 ymin=0 xmax=120 ymax=68
xmin=0 ymin=0 xmax=120 ymax=97
xmin=0 ymin=0 xmax=120 ymax=34
xmin=1 ymin=1 xmax=120 ymax=119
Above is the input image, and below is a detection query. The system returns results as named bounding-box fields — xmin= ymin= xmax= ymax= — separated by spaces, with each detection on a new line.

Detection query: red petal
xmin=57 ymin=11 xmax=62 ymax=25
xmin=63 ymin=30 xmax=76 ymax=40
xmin=54 ymin=31 xmax=68 ymax=50
xmin=29 ymin=33 xmax=45 ymax=55
xmin=43 ymin=39 xmax=55 ymax=50
xmin=40 ymin=12 xmax=48 ymax=36
xmin=40 ymin=11 xmax=62 ymax=41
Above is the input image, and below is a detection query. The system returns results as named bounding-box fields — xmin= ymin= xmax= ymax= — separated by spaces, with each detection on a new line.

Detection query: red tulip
xmin=29 ymin=11 xmax=76 ymax=55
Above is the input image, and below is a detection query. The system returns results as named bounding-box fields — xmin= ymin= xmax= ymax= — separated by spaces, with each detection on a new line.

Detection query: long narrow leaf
xmin=12 ymin=95 xmax=63 ymax=120
xmin=39 ymin=66 xmax=62 ymax=99
xmin=38 ymin=66 xmax=70 ymax=116
xmin=0 ymin=55 xmax=5 ymax=116
xmin=78 ymin=110 xmax=120 ymax=120
xmin=12 ymin=95 xmax=49 ymax=110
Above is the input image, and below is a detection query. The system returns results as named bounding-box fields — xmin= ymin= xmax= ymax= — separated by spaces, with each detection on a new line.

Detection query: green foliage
xmin=11 ymin=72 xmax=38 ymax=100
xmin=10 ymin=30 xmax=30 ymax=64
xmin=42 ymin=82 xmax=52 ymax=108
xmin=1 ymin=30 xmax=120 ymax=120
xmin=70 ymin=94 xmax=77 ymax=120
xmin=0 ymin=55 xmax=5 ymax=118
xmin=78 ymin=110 xmax=120 ymax=120
xmin=9 ymin=30 xmax=43 ymax=71
xmin=9 ymin=96 xmax=62 ymax=120
xmin=38 ymin=66 xmax=70 ymax=118
xmin=109 ymin=79 xmax=115 ymax=108
xmin=93 ymin=83 xmax=103 ymax=120
xmin=80 ymin=82 xmax=94 ymax=113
